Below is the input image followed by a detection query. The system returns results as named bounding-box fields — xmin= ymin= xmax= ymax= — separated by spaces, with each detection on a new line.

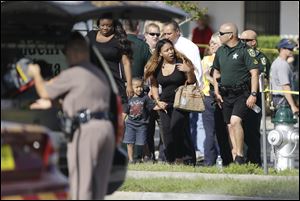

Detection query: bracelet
xmin=154 ymin=98 xmax=160 ymax=104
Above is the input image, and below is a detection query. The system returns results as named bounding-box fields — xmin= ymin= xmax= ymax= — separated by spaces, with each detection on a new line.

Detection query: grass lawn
xmin=121 ymin=162 xmax=299 ymax=199
xmin=120 ymin=177 xmax=299 ymax=199
xmin=128 ymin=162 xmax=299 ymax=176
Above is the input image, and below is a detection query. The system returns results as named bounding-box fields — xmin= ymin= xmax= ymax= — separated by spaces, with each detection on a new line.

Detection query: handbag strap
xmin=184 ymin=80 xmax=205 ymax=91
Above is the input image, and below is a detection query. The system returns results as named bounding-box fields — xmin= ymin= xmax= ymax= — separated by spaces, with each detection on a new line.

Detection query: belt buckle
xmin=77 ymin=109 xmax=91 ymax=123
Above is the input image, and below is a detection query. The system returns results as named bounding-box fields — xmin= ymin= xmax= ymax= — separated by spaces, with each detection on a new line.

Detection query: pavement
xmin=105 ymin=116 xmax=299 ymax=200
xmin=125 ymin=170 xmax=298 ymax=181
xmin=105 ymin=192 xmax=290 ymax=200
xmin=105 ymin=171 xmax=298 ymax=200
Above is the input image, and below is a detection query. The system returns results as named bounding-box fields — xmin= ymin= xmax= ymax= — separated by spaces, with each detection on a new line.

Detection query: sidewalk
xmin=105 ymin=191 xmax=292 ymax=200
xmin=105 ymin=170 xmax=298 ymax=200
xmin=125 ymin=170 xmax=299 ymax=181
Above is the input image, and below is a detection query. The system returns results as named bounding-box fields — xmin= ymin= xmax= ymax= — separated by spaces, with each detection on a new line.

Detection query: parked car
xmin=1 ymin=121 xmax=69 ymax=200
xmin=1 ymin=1 xmax=188 ymax=198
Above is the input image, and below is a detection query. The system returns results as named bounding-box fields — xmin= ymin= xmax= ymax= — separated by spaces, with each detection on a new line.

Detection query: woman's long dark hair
xmin=97 ymin=17 xmax=133 ymax=60
xmin=144 ymin=39 xmax=194 ymax=80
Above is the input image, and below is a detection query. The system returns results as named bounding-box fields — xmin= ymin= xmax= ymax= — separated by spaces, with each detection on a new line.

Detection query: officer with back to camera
xmin=27 ymin=32 xmax=115 ymax=200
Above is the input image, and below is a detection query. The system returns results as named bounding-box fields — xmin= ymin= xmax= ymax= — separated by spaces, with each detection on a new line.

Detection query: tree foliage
xmin=165 ymin=1 xmax=207 ymax=21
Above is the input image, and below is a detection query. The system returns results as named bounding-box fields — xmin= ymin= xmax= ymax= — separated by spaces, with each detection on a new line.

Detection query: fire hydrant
xmin=268 ymin=105 xmax=299 ymax=171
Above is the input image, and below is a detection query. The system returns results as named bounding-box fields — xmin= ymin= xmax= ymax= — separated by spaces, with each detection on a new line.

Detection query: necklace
xmin=162 ymin=62 xmax=175 ymax=69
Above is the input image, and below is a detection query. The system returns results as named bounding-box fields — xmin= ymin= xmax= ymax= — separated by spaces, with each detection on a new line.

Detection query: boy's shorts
xmin=123 ymin=123 xmax=147 ymax=145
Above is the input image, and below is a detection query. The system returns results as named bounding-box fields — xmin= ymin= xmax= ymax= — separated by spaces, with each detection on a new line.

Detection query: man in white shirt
xmin=163 ymin=20 xmax=205 ymax=160
xmin=162 ymin=20 xmax=202 ymax=83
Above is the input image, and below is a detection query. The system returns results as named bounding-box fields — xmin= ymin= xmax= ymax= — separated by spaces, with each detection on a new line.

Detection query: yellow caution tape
xmin=16 ymin=64 xmax=28 ymax=83
xmin=263 ymin=89 xmax=299 ymax=95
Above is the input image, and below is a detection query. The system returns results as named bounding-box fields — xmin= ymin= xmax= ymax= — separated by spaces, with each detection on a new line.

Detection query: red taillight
xmin=116 ymin=95 xmax=124 ymax=145
xmin=43 ymin=137 xmax=55 ymax=167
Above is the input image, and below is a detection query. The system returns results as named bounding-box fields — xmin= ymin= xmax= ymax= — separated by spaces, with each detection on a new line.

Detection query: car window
xmin=1 ymin=38 xmax=68 ymax=99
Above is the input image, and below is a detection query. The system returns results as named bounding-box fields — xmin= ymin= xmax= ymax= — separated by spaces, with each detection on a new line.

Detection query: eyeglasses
xmin=148 ymin=32 xmax=160 ymax=37
xmin=219 ymin=31 xmax=232 ymax=36
xmin=241 ymin=39 xmax=255 ymax=42
xmin=283 ymin=47 xmax=294 ymax=51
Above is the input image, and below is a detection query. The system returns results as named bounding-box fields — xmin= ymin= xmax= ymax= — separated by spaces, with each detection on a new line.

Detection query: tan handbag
xmin=173 ymin=81 xmax=205 ymax=112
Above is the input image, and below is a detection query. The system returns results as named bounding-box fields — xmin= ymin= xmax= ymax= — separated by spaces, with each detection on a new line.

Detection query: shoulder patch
xmin=253 ymin=59 xmax=259 ymax=65
xmin=247 ymin=48 xmax=256 ymax=57
xmin=260 ymin=57 xmax=267 ymax=65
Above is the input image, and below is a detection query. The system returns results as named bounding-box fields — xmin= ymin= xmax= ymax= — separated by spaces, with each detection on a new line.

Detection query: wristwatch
xmin=251 ymin=92 xmax=257 ymax=97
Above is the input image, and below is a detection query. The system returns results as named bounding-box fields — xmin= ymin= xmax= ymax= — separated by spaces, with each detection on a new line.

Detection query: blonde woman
xmin=144 ymin=23 xmax=161 ymax=53
xmin=144 ymin=39 xmax=196 ymax=165
xmin=201 ymin=33 xmax=223 ymax=166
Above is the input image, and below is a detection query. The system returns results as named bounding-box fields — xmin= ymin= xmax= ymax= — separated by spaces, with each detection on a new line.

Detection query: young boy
xmin=123 ymin=77 xmax=159 ymax=163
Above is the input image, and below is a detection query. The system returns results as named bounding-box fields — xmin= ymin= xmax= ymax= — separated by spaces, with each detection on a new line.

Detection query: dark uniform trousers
xmin=214 ymin=106 xmax=233 ymax=166
xmin=243 ymin=93 xmax=262 ymax=166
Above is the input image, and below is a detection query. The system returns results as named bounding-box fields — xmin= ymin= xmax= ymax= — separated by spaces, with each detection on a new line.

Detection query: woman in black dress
xmin=87 ymin=17 xmax=133 ymax=114
xmin=144 ymin=39 xmax=196 ymax=165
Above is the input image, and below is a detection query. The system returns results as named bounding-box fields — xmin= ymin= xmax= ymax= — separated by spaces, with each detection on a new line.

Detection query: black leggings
xmin=159 ymin=107 xmax=196 ymax=165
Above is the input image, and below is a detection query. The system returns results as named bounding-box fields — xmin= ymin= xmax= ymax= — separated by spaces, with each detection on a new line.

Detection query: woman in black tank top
xmin=86 ymin=16 xmax=133 ymax=114
xmin=145 ymin=39 xmax=197 ymax=165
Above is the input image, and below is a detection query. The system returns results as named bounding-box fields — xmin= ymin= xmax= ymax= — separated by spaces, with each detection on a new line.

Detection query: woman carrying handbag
xmin=144 ymin=39 xmax=197 ymax=165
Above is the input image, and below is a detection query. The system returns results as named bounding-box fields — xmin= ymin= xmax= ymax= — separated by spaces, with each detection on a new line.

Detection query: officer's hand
xmin=215 ymin=93 xmax=223 ymax=109
xmin=291 ymin=105 xmax=299 ymax=115
xmin=246 ymin=95 xmax=256 ymax=108
xmin=30 ymin=98 xmax=52 ymax=109
xmin=27 ymin=64 xmax=41 ymax=78
xmin=126 ymin=85 xmax=134 ymax=98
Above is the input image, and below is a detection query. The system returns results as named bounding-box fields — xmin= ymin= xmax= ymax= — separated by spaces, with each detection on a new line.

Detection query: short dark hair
xmin=164 ymin=20 xmax=180 ymax=32
xmin=132 ymin=77 xmax=143 ymax=83
xmin=96 ymin=13 xmax=113 ymax=27
xmin=64 ymin=32 xmax=89 ymax=54
xmin=123 ymin=19 xmax=139 ymax=32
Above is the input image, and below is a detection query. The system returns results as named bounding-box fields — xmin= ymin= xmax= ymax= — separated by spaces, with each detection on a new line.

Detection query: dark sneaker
xmin=235 ymin=155 xmax=245 ymax=165
xmin=128 ymin=160 xmax=135 ymax=164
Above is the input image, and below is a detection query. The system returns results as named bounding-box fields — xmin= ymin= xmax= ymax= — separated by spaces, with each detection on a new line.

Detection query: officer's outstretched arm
xmin=213 ymin=69 xmax=223 ymax=108
xmin=213 ymin=69 xmax=221 ymax=95
xmin=27 ymin=64 xmax=50 ymax=99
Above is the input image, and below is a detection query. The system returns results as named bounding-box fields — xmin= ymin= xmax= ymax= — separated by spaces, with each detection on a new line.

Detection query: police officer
xmin=240 ymin=30 xmax=271 ymax=166
xmin=240 ymin=30 xmax=271 ymax=79
xmin=212 ymin=23 xmax=259 ymax=164
xmin=28 ymin=32 xmax=115 ymax=200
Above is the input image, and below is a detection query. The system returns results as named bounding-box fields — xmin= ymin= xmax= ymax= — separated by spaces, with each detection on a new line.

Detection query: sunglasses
xmin=148 ymin=32 xmax=160 ymax=37
xmin=283 ymin=47 xmax=294 ymax=51
xmin=219 ymin=31 xmax=232 ymax=36
xmin=241 ymin=39 xmax=255 ymax=42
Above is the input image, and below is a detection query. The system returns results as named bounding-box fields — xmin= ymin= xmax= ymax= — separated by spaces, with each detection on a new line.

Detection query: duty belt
xmin=58 ymin=109 xmax=111 ymax=142
xmin=76 ymin=109 xmax=110 ymax=124
xmin=219 ymin=83 xmax=249 ymax=96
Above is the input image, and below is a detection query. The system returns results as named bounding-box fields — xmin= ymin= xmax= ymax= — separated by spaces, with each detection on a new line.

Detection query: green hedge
xmin=197 ymin=35 xmax=298 ymax=63
xmin=257 ymin=35 xmax=298 ymax=63
xmin=257 ymin=35 xmax=280 ymax=62
xmin=257 ymin=35 xmax=281 ymax=49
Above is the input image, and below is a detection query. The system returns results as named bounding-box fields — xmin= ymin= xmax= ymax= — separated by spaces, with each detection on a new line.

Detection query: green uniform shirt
xmin=127 ymin=34 xmax=151 ymax=78
xmin=213 ymin=40 xmax=259 ymax=86
xmin=255 ymin=49 xmax=271 ymax=80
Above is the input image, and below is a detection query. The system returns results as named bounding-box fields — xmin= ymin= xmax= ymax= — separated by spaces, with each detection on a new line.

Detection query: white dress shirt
xmin=174 ymin=36 xmax=202 ymax=85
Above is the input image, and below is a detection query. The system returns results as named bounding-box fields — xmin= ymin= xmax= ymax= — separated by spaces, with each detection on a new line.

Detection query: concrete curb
xmin=105 ymin=191 xmax=292 ymax=200
xmin=127 ymin=170 xmax=299 ymax=181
